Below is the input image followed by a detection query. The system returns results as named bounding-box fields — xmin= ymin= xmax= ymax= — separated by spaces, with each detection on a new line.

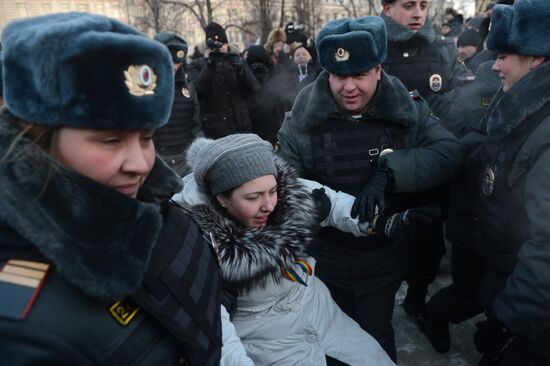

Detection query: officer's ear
xmin=530 ymin=56 xmax=546 ymax=70
xmin=375 ymin=64 xmax=382 ymax=81
xmin=382 ymin=3 xmax=394 ymax=16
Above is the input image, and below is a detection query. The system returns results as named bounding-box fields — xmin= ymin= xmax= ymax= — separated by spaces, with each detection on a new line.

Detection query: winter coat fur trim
xmin=181 ymin=156 xmax=318 ymax=295
xmin=480 ymin=61 xmax=550 ymax=139
xmin=0 ymin=110 xmax=183 ymax=300
xmin=290 ymin=70 xmax=420 ymax=132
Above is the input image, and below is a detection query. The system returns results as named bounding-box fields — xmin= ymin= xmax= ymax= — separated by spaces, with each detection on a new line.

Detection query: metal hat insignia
xmin=335 ymin=48 xmax=350 ymax=62
xmin=124 ymin=65 xmax=157 ymax=96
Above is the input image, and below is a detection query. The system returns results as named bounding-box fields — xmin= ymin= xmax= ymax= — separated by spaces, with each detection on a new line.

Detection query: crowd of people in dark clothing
xmin=1 ymin=0 xmax=550 ymax=365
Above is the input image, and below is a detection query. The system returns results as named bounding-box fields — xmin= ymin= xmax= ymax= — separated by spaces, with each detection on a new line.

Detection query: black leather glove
xmin=373 ymin=204 xmax=442 ymax=241
xmin=474 ymin=316 xmax=514 ymax=358
xmin=227 ymin=53 xmax=243 ymax=73
xmin=351 ymin=169 xmax=390 ymax=223
xmin=311 ymin=188 xmax=331 ymax=222
xmin=402 ymin=204 xmax=442 ymax=226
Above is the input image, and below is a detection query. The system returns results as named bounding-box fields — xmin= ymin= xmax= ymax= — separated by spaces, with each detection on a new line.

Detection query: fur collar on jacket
xmin=480 ymin=61 xmax=550 ymax=139
xmin=0 ymin=109 xmax=183 ymax=300
xmin=381 ymin=12 xmax=435 ymax=43
xmin=180 ymin=156 xmax=317 ymax=295
xmin=290 ymin=70 xmax=420 ymax=132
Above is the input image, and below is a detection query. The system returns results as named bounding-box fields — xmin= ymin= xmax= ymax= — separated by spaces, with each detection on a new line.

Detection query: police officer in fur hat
xmin=466 ymin=0 xmax=550 ymax=364
xmin=380 ymin=0 xmax=471 ymax=324
xmin=277 ymin=16 xmax=461 ymax=362
xmin=0 ymin=13 xmax=222 ymax=364
xmin=153 ymin=32 xmax=202 ymax=176
xmin=188 ymin=22 xmax=260 ymax=139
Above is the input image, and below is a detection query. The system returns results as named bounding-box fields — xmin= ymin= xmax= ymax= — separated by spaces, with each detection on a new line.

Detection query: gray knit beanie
xmin=186 ymin=134 xmax=277 ymax=195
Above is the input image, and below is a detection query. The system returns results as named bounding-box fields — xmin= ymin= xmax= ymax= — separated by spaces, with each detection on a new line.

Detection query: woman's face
xmin=52 ymin=128 xmax=156 ymax=198
xmin=294 ymin=47 xmax=312 ymax=65
xmin=492 ymin=53 xmax=537 ymax=93
xmin=273 ymin=41 xmax=284 ymax=55
xmin=217 ymin=175 xmax=277 ymax=228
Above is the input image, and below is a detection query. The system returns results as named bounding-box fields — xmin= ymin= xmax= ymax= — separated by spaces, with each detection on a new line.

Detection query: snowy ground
xmin=394 ymin=249 xmax=483 ymax=366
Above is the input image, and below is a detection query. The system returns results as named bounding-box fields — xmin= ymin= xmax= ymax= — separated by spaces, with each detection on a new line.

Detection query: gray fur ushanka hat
xmin=316 ymin=16 xmax=387 ymax=75
xmin=1 ymin=12 xmax=174 ymax=129
xmin=488 ymin=0 xmax=550 ymax=57
xmin=186 ymin=134 xmax=277 ymax=195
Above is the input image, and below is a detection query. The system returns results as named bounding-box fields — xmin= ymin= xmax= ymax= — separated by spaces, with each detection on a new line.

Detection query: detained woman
xmin=173 ymin=133 xmax=398 ymax=366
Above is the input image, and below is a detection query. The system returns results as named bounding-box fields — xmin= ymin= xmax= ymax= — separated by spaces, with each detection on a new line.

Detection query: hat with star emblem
xmin=1 ymin=12 xmax=174 ymax=130
xmin=155 ymin=32 xmax=188 ymax=64
xmin=316 ymin=16 xmax=387 ymax=76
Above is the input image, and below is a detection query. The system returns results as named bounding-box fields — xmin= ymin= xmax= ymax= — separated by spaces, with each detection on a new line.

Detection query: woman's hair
xmin=1 ymin=117 xmax=57 ymax=163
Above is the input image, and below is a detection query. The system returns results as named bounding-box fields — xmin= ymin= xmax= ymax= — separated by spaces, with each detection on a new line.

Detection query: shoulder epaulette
xmin=0 ymin=259 xmax=50 ymax=320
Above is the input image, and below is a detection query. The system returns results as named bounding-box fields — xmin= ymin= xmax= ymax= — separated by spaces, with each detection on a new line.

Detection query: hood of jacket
xmin=290 ymin=70 xmax=420 ymax=132
xmin=0 ymin=109 xmax=183 ymax=300
xmin=480 ymin=60 xmax=550 ymax=139
xmin=179 ymin=156 xmax=318 ymax=295
xmin=381 ymin=12 xmax=436 ymax=43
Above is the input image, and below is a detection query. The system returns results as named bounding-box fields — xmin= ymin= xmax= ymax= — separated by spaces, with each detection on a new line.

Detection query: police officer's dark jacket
xmin=278 ymin=70 xmax=461 ymax=283
xmin=278 ymin=70 xmax=462 ymax=195
xmin=381 ymin=13 xmax=468 ymax=114
xmin=154 ymin=68 xmax=202 ymax=173
xmin=471 ymin=60 xmax=550 ymax=359
xmin=0 ymin=110 xmax=222 ymax=365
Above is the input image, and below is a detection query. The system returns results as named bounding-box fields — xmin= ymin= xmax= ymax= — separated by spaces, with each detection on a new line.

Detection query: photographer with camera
xmin=188 ymin=22 xmax=260 ymax=139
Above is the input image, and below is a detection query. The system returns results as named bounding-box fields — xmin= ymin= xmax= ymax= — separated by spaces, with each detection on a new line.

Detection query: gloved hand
xmin=351 ymin=169 xmax=390 ymax=223
xmin=227 ymin=53 xmax=244 ymax=73
xmin=311 ymin=188 xmax=331 ymax=222
xmin=373 ymin=204 xmax=442 ymax=241
xmin=402 ymin=204 xmax=442 ymax=226
xmin=474 ymin=316 xmax=514 ymax=358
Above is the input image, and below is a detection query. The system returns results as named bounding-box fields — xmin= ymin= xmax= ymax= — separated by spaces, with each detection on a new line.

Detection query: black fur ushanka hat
xmin=1 ymin=12 xmax=174 ymax=130
xmin=488 ymin=0 xmax=550 ymax=57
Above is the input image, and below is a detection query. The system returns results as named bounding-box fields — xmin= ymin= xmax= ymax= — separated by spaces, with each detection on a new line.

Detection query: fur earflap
xmin=488 ymin=0 xmax=550 ymax=56
xmin=186 ymin=137 xmax=213 ymax=171
xmin=182 ymin=156 xmax=318 ymax=295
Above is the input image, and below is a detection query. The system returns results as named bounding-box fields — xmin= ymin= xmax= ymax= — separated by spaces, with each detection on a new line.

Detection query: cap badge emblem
xmin=335 ymin=48 xmax=349 ymax=62
xmin=124 ymin=65 xmax=157 ymax=96
xmin=181 ymin=87 xmax=190 ymax=98
xmin=429 ymin=73 xmax=443 ymax=92
xmin=176 ymin=50 xmax=185 ymax=59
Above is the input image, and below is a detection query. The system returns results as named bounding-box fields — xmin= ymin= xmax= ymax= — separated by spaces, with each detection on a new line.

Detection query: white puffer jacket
xmin=172 ymin=156 xmax=394 ymax=366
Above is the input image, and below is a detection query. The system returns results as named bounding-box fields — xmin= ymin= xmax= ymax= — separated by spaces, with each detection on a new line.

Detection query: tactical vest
xmin=133 ymin=203 xmax=222 ymax=366
xmin=154 ymin=80 xmax=199 ymax=156
xmin=310 ymin=115 xmax=410 ymax=249
xmin=474 ymin=103 xmax=550 ymax=277
xmin=384 ymin=38 xmax=449 ymax=96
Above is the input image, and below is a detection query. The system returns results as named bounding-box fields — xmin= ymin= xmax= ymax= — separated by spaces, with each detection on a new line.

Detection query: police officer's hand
xmin=351 ymin=169 xmax=390 ymax=223
xmin=311 ymin=188 xmax=331 ymax=222
xmin=373 ymin=204 xmax=442 ymax=241
xmin=227 ymin=53 xmax=244 ymax=73
xmin=473 ymin=316 xmax=513 ymax=358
